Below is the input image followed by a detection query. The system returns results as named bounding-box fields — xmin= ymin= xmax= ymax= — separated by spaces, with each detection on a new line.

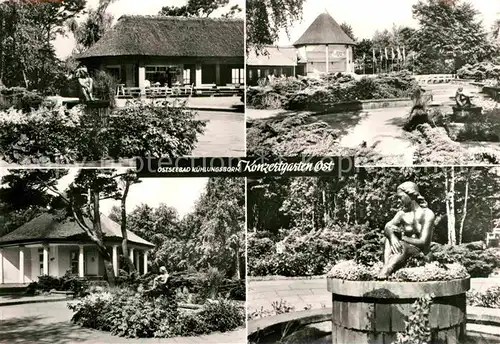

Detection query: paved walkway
xmin=116 ymin=96 xmax=243 ymax=112
xmin=248 ymin=277 xmax=500 ymax=313
xmin=0 ymin=300 xmax=245 ymax=344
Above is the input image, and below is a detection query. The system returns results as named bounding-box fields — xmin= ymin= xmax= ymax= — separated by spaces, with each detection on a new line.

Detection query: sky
xmin=276 ymin=0 xmax=500 ymax=45
xmin=0 ymin=168 xmax=208 ymax=219
xmin=54 ymin=0 xmax=245 ymax=58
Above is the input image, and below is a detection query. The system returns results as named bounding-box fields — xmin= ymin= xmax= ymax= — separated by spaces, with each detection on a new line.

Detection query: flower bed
xmin=68 ymin=287 xmax=244 ymax=338
xmin=327 ymin=260 xmax=469 ymax=282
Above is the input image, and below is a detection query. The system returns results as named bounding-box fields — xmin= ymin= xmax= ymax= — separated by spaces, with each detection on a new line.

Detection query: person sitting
xmin=455 ymin=87 xmax=472 ymax=108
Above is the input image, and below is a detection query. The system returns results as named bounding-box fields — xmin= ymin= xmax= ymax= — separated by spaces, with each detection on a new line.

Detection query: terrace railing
xmin=116 ymin=84 xmax=242 ymax=98
xmin=414 ymin=74 xmax=457 ymax=84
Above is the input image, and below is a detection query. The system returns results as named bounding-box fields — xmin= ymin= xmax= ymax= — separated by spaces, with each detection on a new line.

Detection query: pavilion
xmin=0 ymin=212 xmax=154 ymax=284
xmin=246 ymin=12 xmax=356 ymax=83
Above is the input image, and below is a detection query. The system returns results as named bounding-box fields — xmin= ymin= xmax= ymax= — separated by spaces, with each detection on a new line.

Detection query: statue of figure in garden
xmin=376 ymin=181 xmax=435 ymax=280
xmin=75 ymin=66 xmax=94 ymax=102
xmin=404 ymin=86 xmax=430 ymax=131
xmin=455 ymin=86 xmax=472 ymax=108
xmin=151 ymin=266 xmax=169 ymax=290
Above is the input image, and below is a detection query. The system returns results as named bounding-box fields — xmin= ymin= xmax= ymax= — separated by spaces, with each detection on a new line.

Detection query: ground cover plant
xmin=246 ymin=71 xmax=419 ymax=110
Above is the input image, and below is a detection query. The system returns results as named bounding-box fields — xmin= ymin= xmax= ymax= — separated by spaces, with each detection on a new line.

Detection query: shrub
xmin=68 ymin=288 xmax=243 ymax=338
xmin=91 ymin=70 xmax=117 ymax=108
xmin=0 ymin=100 xmax=206 ymax=164
xmin=0 ymin=87 xmax=44 ymax=112
xmin=457 ymin=62 xmax=500 ymax=81
xmin=247 ymin=72 xmax=418 ymax=110
xmin=456 ymin=107 xmax=500 ymax=142
xmin=467 ymin=286 xmax=500 ymax=308
xmin=430 ymin=243 xmax=499 ymax=277
xmin=199 ymin=299 xmax=245 ymax=332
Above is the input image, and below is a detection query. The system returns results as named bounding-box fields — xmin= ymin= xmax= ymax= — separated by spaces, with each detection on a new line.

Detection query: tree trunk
xmin=458 ymin=170 xmax=471 ymax=245
xmin=235 ymin=248 xmax=240 ymax=280
xmin=120 ymin=180 xmax=135 ymax=273
xmin=446 ymin=168 xmax=457 ymax=246
xmin=91 ymin=189 xmax=116 ymax=286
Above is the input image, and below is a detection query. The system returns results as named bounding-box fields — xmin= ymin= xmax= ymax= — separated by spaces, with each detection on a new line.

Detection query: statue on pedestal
xmin=404 ymin=86 xmax=430 ymax=131
xmin=75 ymin=66 xmax=94 ymax=102
xmin=455 ymin=87 xmax=472 ymax=108
xmin=377 ymin=182 xmax=435 ymax=280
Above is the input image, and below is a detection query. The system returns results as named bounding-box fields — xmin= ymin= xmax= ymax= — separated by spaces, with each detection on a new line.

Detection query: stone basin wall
xmin=327 ymin=277 xmax=470 ymax=344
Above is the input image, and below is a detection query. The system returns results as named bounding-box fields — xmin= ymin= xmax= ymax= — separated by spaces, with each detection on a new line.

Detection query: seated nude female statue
xmin=377 ymin=181 xmax=435 ymax=280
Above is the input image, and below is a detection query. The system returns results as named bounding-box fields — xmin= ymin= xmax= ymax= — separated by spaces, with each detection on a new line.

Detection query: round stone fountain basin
xmin=327 ymin=277 xmax=470 ymax=344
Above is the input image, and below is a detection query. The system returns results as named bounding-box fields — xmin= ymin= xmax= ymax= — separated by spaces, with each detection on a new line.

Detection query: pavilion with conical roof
xmin=246 ymin=11 xmax=356 ymax=84
xmin=293 ymin=11 xmax=356 ymax=76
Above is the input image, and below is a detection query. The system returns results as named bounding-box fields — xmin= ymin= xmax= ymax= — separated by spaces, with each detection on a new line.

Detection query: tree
xmin=412 ymin=0 xmax=495 ymax=71
xmin=246 ymin=0 xmax=305 ymax=52
xmin=340 ymin=22 xmax=356 ymax=42
xmin=0 ymin=0 xmax=85 ymax=91
xmin=159 ymin=0 xmax=242 ymax=18
xmin=68 ymin=0 xmax=117 ymax=53
xmin=116 ymin=170 xmax=141 ymax=273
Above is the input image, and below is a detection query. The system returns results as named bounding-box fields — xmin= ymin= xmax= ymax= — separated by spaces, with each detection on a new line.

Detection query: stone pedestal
xmin=451 ymin=106 xmax=482 ymax=123
xmin=327 ymin=277 xmax=470 ymax=344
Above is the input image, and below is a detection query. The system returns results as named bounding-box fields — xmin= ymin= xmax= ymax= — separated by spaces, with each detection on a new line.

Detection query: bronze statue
xmin=376 ymin=182 xmax=435 ymax=280
xmin=455 ymin=87 xmax=472 ymax=108
xmin=75 ymin=66 xmax=94 ymax=102
xmin=404 ymin=86 xmax=430 ymax=131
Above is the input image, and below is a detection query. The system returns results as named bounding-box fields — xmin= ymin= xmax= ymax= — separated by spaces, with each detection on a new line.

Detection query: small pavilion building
xmin=246 ymin=12 xmax=355 ymax=81
xmin=76 ymin=15 xmax=244 ymax=93
xmin=0 ymin=212 xmax=154 ymax=284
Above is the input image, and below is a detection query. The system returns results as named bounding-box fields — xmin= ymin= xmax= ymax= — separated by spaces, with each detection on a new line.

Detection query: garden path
xmin=248 ymin=277 xmax=500 ymax=313
xmin=0 ymin=300 xmax=245 ymax=344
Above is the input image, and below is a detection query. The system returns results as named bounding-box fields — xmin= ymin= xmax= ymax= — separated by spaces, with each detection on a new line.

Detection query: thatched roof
xmin=0 ymin=212 xmax=154 ymax=247
xmin=77 ymin=15 xmax=244 ymax=59
xmin=247 ymin=46 xmax=297 ymax=66
xmin=294 ymin=13 xmax=355 ymax=46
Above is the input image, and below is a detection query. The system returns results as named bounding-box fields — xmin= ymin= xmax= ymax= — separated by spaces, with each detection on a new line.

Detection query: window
xmin=257 ymin=69 xmax=261 ymax=78
xmin=105 ymin=66 xmax=121 ymax=81
xmin=38 ymin=248 xmax=44 ymax=275
xmin=70 ymin=250 xmax=79 ymax=275
xmin=146 ymin=66 xmax=179 ymax=87
xmin=183 ymin=69 xmax=191 ymax=85
xmin=231 ymin=68 xmax=245 ymax=84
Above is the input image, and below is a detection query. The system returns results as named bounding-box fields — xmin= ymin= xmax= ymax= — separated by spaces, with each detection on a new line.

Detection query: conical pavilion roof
xmin=293 ymin=12 xmax=355 ymax=46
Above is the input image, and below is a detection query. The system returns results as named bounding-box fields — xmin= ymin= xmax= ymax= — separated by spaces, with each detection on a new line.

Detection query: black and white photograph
xmin=0 ymin=0 xmax=245 ymax=167
xmin=247 ymin=166 xmax=500 ymax=344
xmin=0 ymin=168 xmax=245 ymax=343
xmin=246 ymin=0 xmax=500 ymax=166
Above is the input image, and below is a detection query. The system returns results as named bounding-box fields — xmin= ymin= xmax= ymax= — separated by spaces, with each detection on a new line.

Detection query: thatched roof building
xmin=294 ymin=12 xmax=355 ymax=46
xmin=76 ymin=15 xmax=245 ymax=89
xmin=78 ymin=15 xmax=244 ymax=59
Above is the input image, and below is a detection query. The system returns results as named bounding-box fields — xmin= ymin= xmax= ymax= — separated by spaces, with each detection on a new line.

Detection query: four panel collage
xmin=0 ymin=0 xmax=499 ymax=343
